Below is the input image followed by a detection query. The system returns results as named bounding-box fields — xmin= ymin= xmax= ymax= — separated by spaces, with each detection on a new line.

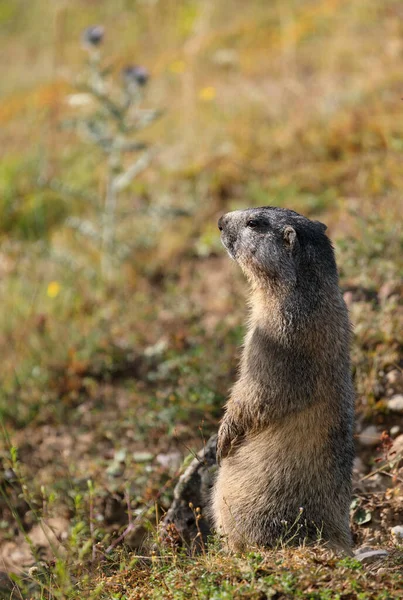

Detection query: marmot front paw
xmin=216 ymin=419 xmax=244 ymax=465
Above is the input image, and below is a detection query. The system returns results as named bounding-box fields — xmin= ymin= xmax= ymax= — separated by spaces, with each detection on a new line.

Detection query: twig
xmin=105 ymin=522 xmax=137 ymax=554
xmin=360 ymin=454 xmax=402 ymax=482
xmin=112 ymin=151 xmax=152 ymax=192
xmin=88 ymin=481 xmax=96 ymax=562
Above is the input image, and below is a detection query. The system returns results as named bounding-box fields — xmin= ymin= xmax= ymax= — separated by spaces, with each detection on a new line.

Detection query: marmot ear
xmin=283 ymin=225 xmax=297 ymax=248
xmin=314 ymin=220 xmax=327 ymax=233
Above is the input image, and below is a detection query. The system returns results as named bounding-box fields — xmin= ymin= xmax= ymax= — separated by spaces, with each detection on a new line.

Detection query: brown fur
xmin=212 ymin=207 xmax=355 ymax=553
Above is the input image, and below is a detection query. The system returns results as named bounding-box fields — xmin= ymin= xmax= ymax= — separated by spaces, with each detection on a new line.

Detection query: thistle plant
xmin=63 ymin=25 xmax=162 ymax=278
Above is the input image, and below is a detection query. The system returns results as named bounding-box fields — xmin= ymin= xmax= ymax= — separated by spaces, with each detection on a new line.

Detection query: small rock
xmin=0 ymin=542 xmax=33 ymax=572
xmin=114 ymin=449 xmax=127 ymax=462
xmin=29 ymin=517 xmax=69 ymax=547
xmin=386 ymin=369 xmax=403 ymax=394
xmin=156 ymin=451 xmax=182 ymax=471
xmin=390 ymin=425 xmax=401 ymax=437
xmin=133 ymin=451 xmax=154 ymax=463
xmin=0 ymin=518 xmax=68 ymax=573
xmin=386 ymin=370 xmax=400 ymax=385
xmin=144 ymin=339 xmax=167 ymax=357
xmin=353 ymin=456 xmax=365 ymax=474
xmin=387 ymin=395 xmax=403 ymax=413
xmin=106 ymin=462 xmax=124 ymax=477
xmin=354 ymin=548 xmax=389 ymax=564
xmin=3 ymin=469 xmax=17 ymax=482
xmin=391 ymin=525 xmax=403 ymax=540
xmin=358 ymin=425 xmax=381 ymax=447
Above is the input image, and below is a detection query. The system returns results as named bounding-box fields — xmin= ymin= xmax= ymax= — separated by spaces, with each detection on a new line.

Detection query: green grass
xmin=17 ymin=544 xmax=400 ymax=599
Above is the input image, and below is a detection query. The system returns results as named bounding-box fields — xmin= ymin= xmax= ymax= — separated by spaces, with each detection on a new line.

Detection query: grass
xmin=10 ymin=545 xmax=403 ymax=599
xmin=0 ymin=0 xmax=402 ymax=597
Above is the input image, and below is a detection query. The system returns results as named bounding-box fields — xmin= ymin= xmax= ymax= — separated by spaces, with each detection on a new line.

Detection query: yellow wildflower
xmin=199 ymin=86 xmax=216 ymax=101
xmin=170 ymin=60 xmax=186 ymax=74
xmin=47 ymin=281 xmax=60 ymax=298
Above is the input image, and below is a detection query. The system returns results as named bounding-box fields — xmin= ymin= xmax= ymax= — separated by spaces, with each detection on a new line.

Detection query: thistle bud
xmin=82 ymin=25 xmax=105 ymax=49
xmin=122 ymin=65 xmax=149 ymax=90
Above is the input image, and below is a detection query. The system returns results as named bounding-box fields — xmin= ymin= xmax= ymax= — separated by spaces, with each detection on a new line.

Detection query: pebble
xmin=133 ymin=451 xmax=154 ymax=463
xmin=385 ymin=369 xmax=403 ymax=396
xmin=353 ymin=456 xmax=365 ymax=474
xmin=387 ymin=394 xmax=403 ymax=413
xmin=156 ymin=451 xmax=182 ymax=471
xmin=354 ymin=549 xmax=389 ymax=564
xmin=386 ymin=369 xmax=402 ymax=387
xmin=391 ymin=525 xmax=403 ymax=540
xmin=390 ymin=425 xmax=401 ymax=437
xmin=358 ymin=425 xmax=381 ymax=447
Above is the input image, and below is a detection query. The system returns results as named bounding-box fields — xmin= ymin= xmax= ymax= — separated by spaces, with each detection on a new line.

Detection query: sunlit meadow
xmin=0 ymin=0 xmax=402 ymax=597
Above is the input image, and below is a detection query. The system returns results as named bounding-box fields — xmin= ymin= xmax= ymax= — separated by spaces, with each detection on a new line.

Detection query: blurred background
xmin=0 ymin=0 xmax=402 ymax=593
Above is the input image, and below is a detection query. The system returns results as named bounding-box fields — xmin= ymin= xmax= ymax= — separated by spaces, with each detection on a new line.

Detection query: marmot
xmin=212 ymin=206 xmax=355 ymax=553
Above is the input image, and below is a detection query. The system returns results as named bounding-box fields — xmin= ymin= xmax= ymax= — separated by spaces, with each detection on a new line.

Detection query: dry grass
xmin=0 ymin=0 xmax=402 ymax=598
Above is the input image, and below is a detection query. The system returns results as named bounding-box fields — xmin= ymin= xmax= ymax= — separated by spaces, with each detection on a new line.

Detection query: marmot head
xmin=218 ymin=207 xmax=337 ymax=290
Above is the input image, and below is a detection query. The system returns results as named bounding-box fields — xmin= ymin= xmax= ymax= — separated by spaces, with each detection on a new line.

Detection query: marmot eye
xmin=246 ymin=219 xmax=260 ymax=229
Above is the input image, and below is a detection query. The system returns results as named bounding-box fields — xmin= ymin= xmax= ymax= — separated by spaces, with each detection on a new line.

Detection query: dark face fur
xmin=218 ymin=207 xmax=336 ymax=289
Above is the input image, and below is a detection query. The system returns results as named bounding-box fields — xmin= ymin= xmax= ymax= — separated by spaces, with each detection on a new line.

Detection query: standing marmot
xmin=212 ymin=206 xmax=355 ymax=553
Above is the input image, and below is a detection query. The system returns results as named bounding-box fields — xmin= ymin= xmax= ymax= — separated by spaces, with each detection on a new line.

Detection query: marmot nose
xmin=218 ymin=215 xmax=225 ymax=231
